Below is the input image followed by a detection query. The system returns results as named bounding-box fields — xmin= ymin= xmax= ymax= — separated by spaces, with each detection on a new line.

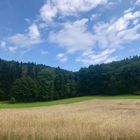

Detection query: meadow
xmin=0 ymin=96 xmax=140 ymax=140
xmin=0 ymin=95 xmax=140 ymax=109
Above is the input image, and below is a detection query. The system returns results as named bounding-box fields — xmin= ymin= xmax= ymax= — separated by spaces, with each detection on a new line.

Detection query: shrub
xmin=133 ymin=91 xmax=140 ymax=95
xmin=10 ymin=97 xmax=16 ymax=104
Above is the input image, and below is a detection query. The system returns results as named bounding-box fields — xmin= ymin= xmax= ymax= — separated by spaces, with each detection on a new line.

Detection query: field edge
xmin=0 ymin=95 xmax=140 ymax=109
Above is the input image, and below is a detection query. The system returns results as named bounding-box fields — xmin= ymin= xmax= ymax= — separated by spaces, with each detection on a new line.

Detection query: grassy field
xmin=0 ymin=95 xmax=140 ymax=109
xmin=0 ymin=99 xmax=140 ymax=140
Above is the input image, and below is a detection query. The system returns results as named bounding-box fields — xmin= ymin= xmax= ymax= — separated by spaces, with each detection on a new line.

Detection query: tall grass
xmin=0 ymin=99 xmax=140 ymax=140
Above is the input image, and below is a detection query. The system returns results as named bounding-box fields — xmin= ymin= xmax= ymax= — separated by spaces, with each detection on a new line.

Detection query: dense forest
xmin=0 ymin=56 xmax=140 ymax=102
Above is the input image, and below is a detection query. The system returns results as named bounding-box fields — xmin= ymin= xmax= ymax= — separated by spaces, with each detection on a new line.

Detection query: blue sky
xmin=0 ymin=0 xmax=140 ymax=71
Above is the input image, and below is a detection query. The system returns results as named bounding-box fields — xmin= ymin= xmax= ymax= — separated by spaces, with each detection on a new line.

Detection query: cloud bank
xmin=1 ymin=0 xmax=140 ymax=65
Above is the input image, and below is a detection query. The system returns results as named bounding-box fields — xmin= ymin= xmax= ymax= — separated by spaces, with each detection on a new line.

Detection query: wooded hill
xmin=0 ymin=56 xmax=140 ymax=102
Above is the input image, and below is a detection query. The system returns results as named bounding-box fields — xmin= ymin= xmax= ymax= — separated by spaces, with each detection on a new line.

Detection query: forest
xmin=0 ymin=56 xmax=140 ymax=102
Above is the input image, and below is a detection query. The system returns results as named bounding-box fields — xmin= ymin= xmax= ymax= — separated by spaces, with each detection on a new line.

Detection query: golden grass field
xmin=0 ymin=99 xmax=140 ymax=140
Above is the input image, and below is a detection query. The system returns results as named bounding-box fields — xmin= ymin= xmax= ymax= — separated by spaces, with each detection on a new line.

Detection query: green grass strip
xmin=0 ymin=95 xmax=140 ymax=109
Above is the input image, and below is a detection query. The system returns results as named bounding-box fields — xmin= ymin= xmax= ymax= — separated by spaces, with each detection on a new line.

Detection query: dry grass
xmin=0 ymin=99 xmax=140 ymax=140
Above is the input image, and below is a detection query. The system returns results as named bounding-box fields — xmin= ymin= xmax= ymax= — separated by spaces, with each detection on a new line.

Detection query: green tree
xmin=11 ymin=77 xmax=39 ymax=102
xmin=0 ymin=88 xmax=4 ymax=101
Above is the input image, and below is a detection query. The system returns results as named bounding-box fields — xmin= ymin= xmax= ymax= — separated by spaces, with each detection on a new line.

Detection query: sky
xmin=0 ymin=0 xmax=140 ymax=71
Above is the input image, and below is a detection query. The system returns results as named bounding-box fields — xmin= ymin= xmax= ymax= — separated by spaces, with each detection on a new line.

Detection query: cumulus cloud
xmin=8 ymin=47 xmax=17 ymax=53
xmin=8 ymin=23 xmax=41 ymax=48
xmin=28 ymin=24 xmax=41 ymax=40
xmin=0 ymin=41 xmax=6 ymax=48
xmin=80 ymin=9 xmax=140 ymax=64
xmin=76 ymin=48 xmax=116 ymax=64
xmin=2 ymin=0 xmax=140 ymax=65
xmin=93 ymin=9 xmax=140 ymax=49
xmin=40 ymin=1 xmax=57 ymax=22
xmin=135 ymin=0 xmax=140 ymax=5
xmin=49 ymin=18 xmax=95 ymax=53
xmin=57 ymin=53 xmax=68 ymax=62
xmin=90 ymin=14 xmax=100 ymax=20
xmin=40 ymin=0 xmax=108 ymax=22
xmin=49 ymin=8 xmax=140 ymax=64
xmin=41 ymin=50 xmax=48 ymax=55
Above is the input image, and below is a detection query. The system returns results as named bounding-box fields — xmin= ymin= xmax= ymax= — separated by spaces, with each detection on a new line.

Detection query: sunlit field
xmin=0 ymin=99 xmax=140 ymax=140
xmin=0 ymin=95 xmax=140 ymax=109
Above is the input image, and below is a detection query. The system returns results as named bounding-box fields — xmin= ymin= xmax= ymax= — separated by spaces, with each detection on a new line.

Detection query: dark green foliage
xmin=0 ymin=88 xmax=4 ymax=100
xmin=10 ymin=97 xmax=16 ymax=104
xmin=78 ymin=56 xmax=140 ymax=96
xmin=11 ymin=77 xmax=39 ymax=102
xmin=133 ymin=91 xmax=140 ymax=95
xmin=0 ymin=56 xmax=140 ymax=102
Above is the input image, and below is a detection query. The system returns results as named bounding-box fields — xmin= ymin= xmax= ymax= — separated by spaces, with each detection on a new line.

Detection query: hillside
xmin=0 ymin=56 xmax=140 ymax=102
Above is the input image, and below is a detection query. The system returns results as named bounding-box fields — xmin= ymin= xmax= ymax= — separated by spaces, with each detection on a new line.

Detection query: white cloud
xmin=57 ymin=53 xmax=68 ymax=62
xmin=41 ymin=50 xmax=48 ymax=55
xmin=135 ymin=0 xmax=140 ymax=5
xmin=93 ymin=10 xmax=140 ymax=49
xmin=0 ymin=41 xmax=6 ymax=48
xmin=49 ymin=8 xmax=140 ymax=64
xmin=76 ymin=49 xmax=116 ymax=64
xmin=133 ymin=19 xmax=139 ymax=25
xmin=40 ymin=1 xmax=57 ymax=22
xmin=78 ymin=9 xmax=140 ymax=64
xmin=3 ymin=1 xmax=140 ymax=65
xmin=90 ymin=14 xmax=100 ymax=20
xmin=8 ymin=47 xmax=17 ymax=53
xmin=8 ymin=23 xmax=41 ymax=48
xmin=49 ymin=18 xmax=94 ymax=53
xmin=28 ymin=24 xmax=40 ymax=40
xmin=24 ymin=18 xmax=31 ymax=23
xmin=40 ymin=0 xmax=108 ymax=22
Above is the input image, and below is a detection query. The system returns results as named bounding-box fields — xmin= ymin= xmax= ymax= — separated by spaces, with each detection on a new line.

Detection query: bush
xmin=10 ymin=97 xmax=16 ymax=104
xmin=133 ymin=91 xmax=140 ymax=95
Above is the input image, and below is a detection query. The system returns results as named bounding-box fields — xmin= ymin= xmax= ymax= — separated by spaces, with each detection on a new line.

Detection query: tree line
xmin=0 ymin=56 xmax=140 ymax=102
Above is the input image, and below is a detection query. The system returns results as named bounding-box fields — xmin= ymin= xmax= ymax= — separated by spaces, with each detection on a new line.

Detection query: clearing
xmin=0 ymin=97 xmax=140 ymax=140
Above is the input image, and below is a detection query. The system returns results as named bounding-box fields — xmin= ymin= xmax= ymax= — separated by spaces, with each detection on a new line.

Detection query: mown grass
xmin=0 ymin=95 xmax=140 ymax=109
